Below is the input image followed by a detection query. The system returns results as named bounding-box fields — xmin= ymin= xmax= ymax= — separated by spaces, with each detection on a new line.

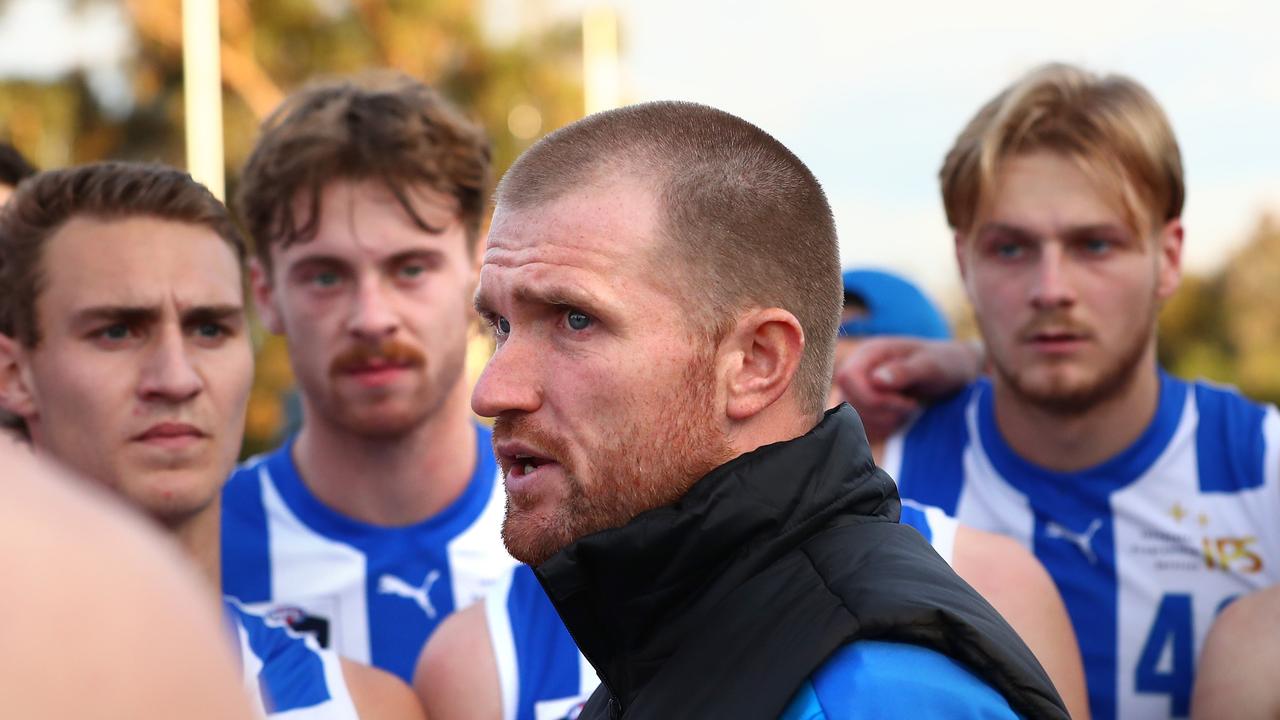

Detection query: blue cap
xmin=838 ymin=268 xmax=950 ymax=340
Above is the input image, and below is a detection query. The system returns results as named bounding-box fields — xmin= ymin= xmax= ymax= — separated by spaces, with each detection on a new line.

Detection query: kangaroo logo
xmin=1045 ymin=518 xmax=1103 ymax=564
xmin=377 ymin=569 xmax=442 ymax=619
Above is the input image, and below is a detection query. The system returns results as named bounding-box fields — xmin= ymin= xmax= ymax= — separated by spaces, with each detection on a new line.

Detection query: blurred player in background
xmin=838 ymin=64 xmax=1280 ymax=720
xmin=222 ymin=72 xmax=516 ymax=683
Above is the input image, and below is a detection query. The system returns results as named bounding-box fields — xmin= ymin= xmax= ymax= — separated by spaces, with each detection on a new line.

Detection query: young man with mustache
xmin=467 ymin=100 xmax=1070 ymax=719
xmin=221 ymin=72 xmax=516 ymax=683
xmin=839 ymin=64 xmax=1280 ymax=720
xmin=0 ymin=162 xmax=422 ymax=718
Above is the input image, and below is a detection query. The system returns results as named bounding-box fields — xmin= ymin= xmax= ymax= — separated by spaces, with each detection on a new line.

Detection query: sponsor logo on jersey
xmin=377 ymin=569 xmax=442 ymax=619
xmin=1045 ymin=518 xmax=1102 ymax=564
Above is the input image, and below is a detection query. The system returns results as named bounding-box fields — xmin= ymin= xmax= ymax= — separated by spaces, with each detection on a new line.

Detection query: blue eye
xmin=312 ymin=271 xmax=341 ymax=287
xmin=194 ymin=323 xmax=226 ymax=339
xmin=398 ymin=263 xmax=425 ymax=279
xmin=566 ymin=310 xmax=591 ymax=331
xmin=102 ymin=323 xmax=130 ymax=340
xmin=994 ymin=242 xmax=1024 ymax=259
xmin=496 ymin=317 xmax=511 ymax=336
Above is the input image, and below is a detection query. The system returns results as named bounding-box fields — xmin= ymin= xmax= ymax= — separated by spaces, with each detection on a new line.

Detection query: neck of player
xmin=170 ymin=494 xmax=223 ymax=596
xmin=992 ymin=341 xmax=1161 ymax=473
xmin=292 ymin=377 xmax=477 ymax=527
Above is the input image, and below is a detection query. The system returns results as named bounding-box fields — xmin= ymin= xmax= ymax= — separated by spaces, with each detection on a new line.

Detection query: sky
xmin=3 ymin=0 xmax=1277 ymax=303
xmin=494 ymin=0 xmax=1280 ymax=302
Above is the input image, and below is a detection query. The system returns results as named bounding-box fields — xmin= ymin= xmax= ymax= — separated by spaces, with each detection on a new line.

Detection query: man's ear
xmin=249 ymin=258 xmax=284 ymax=334
xmin=720 ymin=308 xmax=805 ymax=422
xmin=0 ymin=333 xmax=37 ymax=420
xmin=1155 ymin=218 xmax=1184 ymax=302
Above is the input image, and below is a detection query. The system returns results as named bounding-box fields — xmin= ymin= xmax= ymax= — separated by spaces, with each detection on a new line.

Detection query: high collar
xmin=535 ymin=405 xmax=900 ymax=711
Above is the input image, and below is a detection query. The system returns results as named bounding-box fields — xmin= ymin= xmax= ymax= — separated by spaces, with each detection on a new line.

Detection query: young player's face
xmin=0 ymin=216 xmax=253 ymax=523
xmin=957 ymin=151 xmax=1182 ymax=413
xmin=472 ymin=180 xmax=733 ymax=566
xmin=255 ymin=180 xmax=477 ymax=438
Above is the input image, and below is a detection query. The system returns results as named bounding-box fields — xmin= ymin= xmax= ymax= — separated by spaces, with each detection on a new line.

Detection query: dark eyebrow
xmin=181 ymin=305 xmax=245 ymax=325
xmin=386 ymin=248 xmax=446 ymax=267
xmin=71 ymin=306 xmax=160 ymax=328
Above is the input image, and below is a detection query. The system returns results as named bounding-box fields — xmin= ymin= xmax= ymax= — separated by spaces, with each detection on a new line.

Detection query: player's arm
xmin=413 ymin=602 xmax=503 ymax=720
xmin=0 ymin=448 xmax=254 ymax=720
xmin=1191 ymin=585 xmax=1280 ymax=720
xmin=951 ymin=525 xmax=1091 ymax=720
xmin=832 ymin=336 xmax=983 ymax=440
xmin=343 ymin=658 xmax=427 ymax=720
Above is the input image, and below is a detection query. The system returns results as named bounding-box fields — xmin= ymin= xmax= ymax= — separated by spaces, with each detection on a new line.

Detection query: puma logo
xmin=1045 ymin=518 xmax=1103 ymax=564
xmin=377 ymin=569 xmax=442 ymax=619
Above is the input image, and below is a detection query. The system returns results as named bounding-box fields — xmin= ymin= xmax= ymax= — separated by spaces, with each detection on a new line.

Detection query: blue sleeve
xmin=779 ymin=641 xmax=1019 ymax=720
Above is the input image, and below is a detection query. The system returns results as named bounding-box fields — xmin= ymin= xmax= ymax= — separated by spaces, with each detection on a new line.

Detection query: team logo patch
xmin=265 ymin=606 xmax=332 ymax=648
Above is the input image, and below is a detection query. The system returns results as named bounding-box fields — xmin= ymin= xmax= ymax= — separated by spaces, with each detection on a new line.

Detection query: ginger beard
xmin=495 ymin=350 xmax=733 ymax=566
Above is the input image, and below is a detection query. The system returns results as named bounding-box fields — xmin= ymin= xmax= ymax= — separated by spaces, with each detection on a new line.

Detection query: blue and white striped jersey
xmin=483 ymin=509 xmax=953 ymax=720
xmin=882 ymin=372 xmax=1280 ymax=720
xmin=222 ymin=423 xmax=518 ymax=682
xmin=226 ymin=599 xmax=357 ymax=718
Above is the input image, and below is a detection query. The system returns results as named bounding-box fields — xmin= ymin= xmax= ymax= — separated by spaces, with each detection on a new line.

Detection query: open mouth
xmin=510 ymin=453 xmax=554 ymax=478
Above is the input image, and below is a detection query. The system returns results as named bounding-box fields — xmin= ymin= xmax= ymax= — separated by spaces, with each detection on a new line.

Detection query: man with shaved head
xmin=466 ymin=100 xmax=1069 ymax=719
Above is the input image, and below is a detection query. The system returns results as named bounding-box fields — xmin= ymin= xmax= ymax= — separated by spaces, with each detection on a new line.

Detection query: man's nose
xmin=137 ymin=328 xmax=202 ymax=403
xmin=1030 ymin=244 xmax=1076 ymax=310
xmin=346 ymin=278 xmax=400 ymax=342
xmin=471 ymin=332 xmax=542 ymax=418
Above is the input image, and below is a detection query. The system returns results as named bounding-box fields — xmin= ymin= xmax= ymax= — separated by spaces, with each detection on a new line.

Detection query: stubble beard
xmin=498 ymin=356 xmax=734 ymax=566
xmin=988 ymin=306 xmax=1156 ymax=417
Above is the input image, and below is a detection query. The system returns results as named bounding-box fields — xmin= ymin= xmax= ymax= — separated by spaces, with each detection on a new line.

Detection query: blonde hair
xmin=941 ymin=63 xmax=1184 ymax=238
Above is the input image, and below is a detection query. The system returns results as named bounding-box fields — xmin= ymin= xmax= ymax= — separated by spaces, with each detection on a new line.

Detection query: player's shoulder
xmin=781 ymin=640 xmax=1018 ymax=719
xmin=1184 ymin=375 xmax=1279 ymax=493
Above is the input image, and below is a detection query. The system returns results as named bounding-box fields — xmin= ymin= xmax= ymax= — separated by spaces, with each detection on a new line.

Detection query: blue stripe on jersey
xmin=898 ymin=503 xmax=933 ymax=544
xmin=894 ymin=387 xmax=975 ymax=514
xmin=508 ymin=565 xmax=582 ymax=720
xmin=227 ymin=602 xmax=332 ymax=713
xmin=1194 ymin=383 xmax=1269 ymax=493
xmin=223 ymin=423 xmax=500 ymax=681
xmin=222 ymin=458 xmax=272 ymax=602
xmin=778 ymin=641 xmax=1018 ymax=719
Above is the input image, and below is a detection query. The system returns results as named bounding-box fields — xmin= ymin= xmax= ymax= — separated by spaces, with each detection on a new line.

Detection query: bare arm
xmin=952 ymin=525 xmax=1091 ymax=720
xmin=343 ymin=658 xmax=427 ymax=720
xmin=413 ymin=601 xmax=503 ymax=720
xmin=1191 ymin=585 xmax=1280 ymax=720
xmin=832 ymin=337 xmax=983 ymax=442
xmin=0 ymin=447 xmax=254 ymax=719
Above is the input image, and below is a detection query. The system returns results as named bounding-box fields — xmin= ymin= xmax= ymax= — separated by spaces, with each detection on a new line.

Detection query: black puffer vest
xmin=535 ymin=406 xmax=1069 ymax=719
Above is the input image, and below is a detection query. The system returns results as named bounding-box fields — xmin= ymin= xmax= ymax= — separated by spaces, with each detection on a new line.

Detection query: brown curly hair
xmin=236 ymin=71 xmax=491 ymax=272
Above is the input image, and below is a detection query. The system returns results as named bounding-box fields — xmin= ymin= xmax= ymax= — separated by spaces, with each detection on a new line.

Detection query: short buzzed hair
xmin=942 ymin=63 xmax=1184 ymax=239
xmin=496 ymin=101 xmax=842 ymax=416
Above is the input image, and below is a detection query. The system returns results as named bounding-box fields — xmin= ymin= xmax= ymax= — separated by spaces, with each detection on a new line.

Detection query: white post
xmin=582 ymin=6 xmax=620 ymax=116
xmin=182 ymin=0 xmax=225 ymax=200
